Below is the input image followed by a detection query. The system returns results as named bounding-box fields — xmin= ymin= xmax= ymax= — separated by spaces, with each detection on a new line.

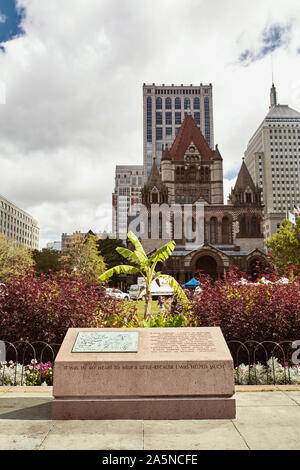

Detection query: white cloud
xmin=0 ymin=13 xmax=7 ymax=24
xmin=0 ymin=0 xmax=300 ymax=247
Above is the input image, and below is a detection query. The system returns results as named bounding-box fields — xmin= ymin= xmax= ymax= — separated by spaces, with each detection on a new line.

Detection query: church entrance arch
xmin=195 ymin=255 xmax=218 ymax=279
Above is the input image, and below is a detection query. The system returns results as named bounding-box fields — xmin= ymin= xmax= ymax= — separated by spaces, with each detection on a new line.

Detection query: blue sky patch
xmin=238 ymin=23 xmax=291 ymax=66
xmin=0 ymin=0 xmax=26 ymax=47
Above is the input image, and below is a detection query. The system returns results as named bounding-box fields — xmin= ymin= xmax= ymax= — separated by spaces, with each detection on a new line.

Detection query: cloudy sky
xmin=1 ymin=0 xmax=300 ymax=248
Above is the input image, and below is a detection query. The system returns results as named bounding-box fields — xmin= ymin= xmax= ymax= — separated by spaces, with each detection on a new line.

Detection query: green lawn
xmin=124 ymin=299 xmax=160 ymax=316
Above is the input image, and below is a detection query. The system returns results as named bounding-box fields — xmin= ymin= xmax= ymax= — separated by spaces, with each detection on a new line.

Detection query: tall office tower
xmin=112 ymin=165 xmax=144 ymax=240
xmin=244 ymin=84 xmax=300 ymax=239
xmin=0 ymin=194 xmax=40 ymax=249
xmin=143 ymin=83 xmax=214 ymax=176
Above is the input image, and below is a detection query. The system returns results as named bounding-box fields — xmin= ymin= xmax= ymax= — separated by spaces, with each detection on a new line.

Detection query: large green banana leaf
xmin=98 ymin=264 xmax=141 ymax=281
xmin=116 ymin=246 xmax=148 ymax=266
xmin=148 ymin=240 xmax=176 ymax=263
xmin=126 ymin=231 xmax=148 ymax=263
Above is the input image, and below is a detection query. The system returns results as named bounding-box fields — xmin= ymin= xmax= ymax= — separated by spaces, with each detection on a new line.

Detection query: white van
xmin=129 ymin=277 xmax=174 ymax=300
xmin=128 ymin=284 xmax=144 ymax=300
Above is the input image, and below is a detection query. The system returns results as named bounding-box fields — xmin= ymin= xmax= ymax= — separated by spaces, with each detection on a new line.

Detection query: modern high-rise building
xmin=143 ymin=83 xmax=214 ymax=176
xmin=0 ymin=194 xmax=39 ymax=249
xmin=244 ymin=84 xmax=300 ymax=239
xmin=112 ymin=165 xmax=144 ymax=240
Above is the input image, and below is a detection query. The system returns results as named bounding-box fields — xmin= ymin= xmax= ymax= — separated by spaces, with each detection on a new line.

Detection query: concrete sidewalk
xmin=0 ymin=386 xmax=300 ymax=450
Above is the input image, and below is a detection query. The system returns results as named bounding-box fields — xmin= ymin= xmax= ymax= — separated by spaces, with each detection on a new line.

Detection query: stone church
xmin=135 ymin=115 xmax=266 ymax=281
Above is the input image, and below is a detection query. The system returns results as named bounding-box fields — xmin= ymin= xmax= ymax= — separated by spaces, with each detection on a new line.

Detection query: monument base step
xmin=52 ymin=395 xmax=236 ymax=420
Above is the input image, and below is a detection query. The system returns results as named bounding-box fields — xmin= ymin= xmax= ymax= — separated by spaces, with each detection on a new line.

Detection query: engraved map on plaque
xmin=72 ymin=331 xmax=139 ymax=353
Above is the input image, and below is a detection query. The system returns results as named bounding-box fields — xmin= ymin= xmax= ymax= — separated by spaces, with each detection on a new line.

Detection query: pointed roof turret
xmin=146 ymin=157 xmax=161 ymax=186
xmin=142 ymin=157 xmax=168 ymax=205
xmin=212 ymin=143 xmax=222 ymax=161
xmin=234 ymin=159 xmax=257 ymax=192
xmin=161 ymin=143 xmax=172 ymax=161
xmin=229 ymin=160 xmax=262 ymax=207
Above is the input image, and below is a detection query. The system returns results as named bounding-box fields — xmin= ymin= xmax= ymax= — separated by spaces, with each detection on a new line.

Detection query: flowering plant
xmin=24 ymin=359 xmax=53 ymax=385
xmin=0 ymin=360 xmax=53 ymax=386
xmin=234 ymin=357 xmax=300 ymax=385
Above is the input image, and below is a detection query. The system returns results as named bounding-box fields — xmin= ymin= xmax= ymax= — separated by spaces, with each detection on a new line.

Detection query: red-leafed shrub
xmin=189 ymin=270 xmax=300 ymax=343
xmin=0 ymin=270 xmax=137 ymax=344
xmin=0 ymin=267 xmax=299 ymax=347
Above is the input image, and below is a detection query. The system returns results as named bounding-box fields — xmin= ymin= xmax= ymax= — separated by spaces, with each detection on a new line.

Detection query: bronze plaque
xmin=72 ymin=331 xmax=139 ymax=353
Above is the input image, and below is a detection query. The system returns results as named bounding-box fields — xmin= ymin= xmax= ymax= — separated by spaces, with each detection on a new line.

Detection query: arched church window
xmin=185 ymin=216 xmax=195 ymax=240
xmin=210 ymin=217 xmax=217 ymax=244
xmin=156 ymin=97 xmax=162 ymax=109
xmin=189 ymin=166 xmax=196 ymax=178
xmin=240 ymin=216 xmax=246 ymax=234
xmin=246 ymin=192 xmax=252 ymax=203
xmin=251 ymin=216 xmax=257 ymax=235
xmin=204 ymin=167 xmax=210 ymax=182
xmin=152 ymin=192 xmax=158 ymax=204
xmin=222 ymin=217 xmax=230 ymax=244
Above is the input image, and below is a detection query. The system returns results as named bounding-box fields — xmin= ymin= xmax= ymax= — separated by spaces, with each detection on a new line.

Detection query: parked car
xmin=104 ymin=287 xmax=130 ymax=301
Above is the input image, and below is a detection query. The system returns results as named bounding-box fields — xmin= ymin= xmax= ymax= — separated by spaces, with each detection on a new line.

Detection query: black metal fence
xmin=0 ymin=340 xmax=60 ymax=386
xmin=227 ymin=340 xmax=299 ymax=385
xmin=0 ymin=339 xmax=299 ymax=386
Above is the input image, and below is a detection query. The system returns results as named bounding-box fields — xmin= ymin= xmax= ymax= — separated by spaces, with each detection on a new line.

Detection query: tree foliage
xmin=266 ymin=218 xmax=300 ymax=270
xmin=97 ymin=237 xmax=127 ymax=269
xmin=32 ymin=248 xmax=62 ymax=273
xmin=0 ymin=233 xmax=33 ymax=281
xmin=60 ymin=233 xmax=106 ymax=279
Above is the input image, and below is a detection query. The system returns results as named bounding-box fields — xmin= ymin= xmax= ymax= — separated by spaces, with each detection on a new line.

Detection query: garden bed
xmin=1 ymin=356 xmax=299 ymax=387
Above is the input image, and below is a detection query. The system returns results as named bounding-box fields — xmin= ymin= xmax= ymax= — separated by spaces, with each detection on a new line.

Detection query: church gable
xmin=169 ymin=115 xmax=214 ymax=162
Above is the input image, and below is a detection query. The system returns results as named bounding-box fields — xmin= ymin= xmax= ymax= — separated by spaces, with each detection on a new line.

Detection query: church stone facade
xmin=137 ymin=115 xmax=266 ymax=281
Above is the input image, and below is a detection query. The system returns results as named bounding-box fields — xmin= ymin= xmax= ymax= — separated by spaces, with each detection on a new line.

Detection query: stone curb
xmin=0 ymin=385 xmax=300 ymax=393
xmin=235 ymin=385 xmax=300 ymax=391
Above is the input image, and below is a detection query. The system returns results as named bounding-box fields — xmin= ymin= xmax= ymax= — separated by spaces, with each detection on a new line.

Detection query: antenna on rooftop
xmin=269 ymin=54 xmax=278 ymax=108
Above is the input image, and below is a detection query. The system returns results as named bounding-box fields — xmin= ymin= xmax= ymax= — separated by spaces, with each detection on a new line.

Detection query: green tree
xmin=98 ymin=231 xmax=188 ymax=319
xmin=266 ymin=218 xmax=300 ymax=270
xmin=32 ymin=248 xmax=62 ymax=274
xmin=61 ymin=233 xmax=106 ymax=279
xmin=97 ymin=237 xmax=127 ymax=270
xmin=0 ymin=233 xmax=33 ymax=281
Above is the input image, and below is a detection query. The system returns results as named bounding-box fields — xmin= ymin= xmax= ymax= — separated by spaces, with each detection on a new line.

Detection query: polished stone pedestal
xmin=52 ymin=327 xmax=236 ymax=420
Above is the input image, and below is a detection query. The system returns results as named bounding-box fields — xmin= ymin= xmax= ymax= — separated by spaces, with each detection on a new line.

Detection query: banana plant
xmin=98 ymin=231 xmax=189 ymax=319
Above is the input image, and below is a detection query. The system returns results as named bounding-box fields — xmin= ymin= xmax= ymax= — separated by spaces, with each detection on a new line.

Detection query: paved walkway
xmin=0 ymin=386 xmax=300 ymax=450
